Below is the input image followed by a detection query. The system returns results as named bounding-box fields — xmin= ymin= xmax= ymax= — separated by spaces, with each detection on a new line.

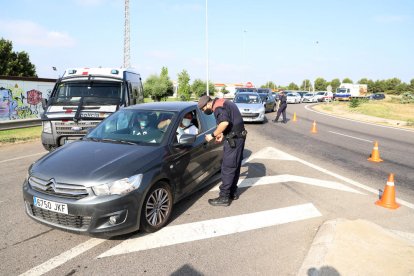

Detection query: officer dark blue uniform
xmin=198 ymin=95 xmax=246 ymax=206
xmin=273 ymin=91 xmax=287 ymax=123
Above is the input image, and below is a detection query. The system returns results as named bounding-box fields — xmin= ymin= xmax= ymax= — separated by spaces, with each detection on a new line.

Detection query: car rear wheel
xmin=140 ymin=181 xmax=173 ymax=233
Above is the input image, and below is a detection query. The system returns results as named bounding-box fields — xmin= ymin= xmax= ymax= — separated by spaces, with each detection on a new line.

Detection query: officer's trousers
xmin=219 ymin=137 xmax=245 ymax=197
xmin=275 ymin=103 xmax=287 ymax=122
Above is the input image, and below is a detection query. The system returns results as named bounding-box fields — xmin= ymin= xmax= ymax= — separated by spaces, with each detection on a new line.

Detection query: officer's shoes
xmin=272 ymin=120 xmax=278 ymax=123
xmin=230 ymin=194 xmax=239 ymax=200
xmin=208 ymin=196 xmax=230 ymax=206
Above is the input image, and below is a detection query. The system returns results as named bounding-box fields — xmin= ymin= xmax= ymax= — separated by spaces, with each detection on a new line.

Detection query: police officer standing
xmin=273 ymin=91 xmax=287 ymax=123
xmin=198 ymin=95 xmax=247 ymax=206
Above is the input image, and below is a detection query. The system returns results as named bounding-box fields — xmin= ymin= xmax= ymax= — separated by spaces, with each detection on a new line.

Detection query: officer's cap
xmin=197 ymin=95 xmax=211 ymax=109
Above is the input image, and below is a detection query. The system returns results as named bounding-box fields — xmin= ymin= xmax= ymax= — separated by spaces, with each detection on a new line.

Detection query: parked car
xmin=258 ymin=92 xmax=277 ymax=112
xmin=233 ymin=92 xmax=265 ymax=123
xmin=315 ymin=91 xmax=333 ymax=102
xmin=367 ymin=93 xmax=385 ymax=100
xmin=302 ymin=92 xmax=318 ymax=103
xmin=286 ymin=92 xmax=302 ymax=104
xmin=23 ymin=102 xmax=223 ymax=237
xmin=296 ymin=91 xmax=307 ymax=101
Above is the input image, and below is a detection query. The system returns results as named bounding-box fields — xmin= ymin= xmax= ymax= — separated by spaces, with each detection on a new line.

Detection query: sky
xmin=1 ymin=0 xmax=414 ymax=87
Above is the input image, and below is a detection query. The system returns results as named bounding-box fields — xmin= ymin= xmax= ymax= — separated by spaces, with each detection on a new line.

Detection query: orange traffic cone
xmin=368 ymin=141 xmax=383 ymax=162
xmin=292 ymin=112 xmax=297 ymax=122
xmin=311 ymin=121 xmax=317 ymax=133
xmin=375 ymin=173 xmax=400 ymax=209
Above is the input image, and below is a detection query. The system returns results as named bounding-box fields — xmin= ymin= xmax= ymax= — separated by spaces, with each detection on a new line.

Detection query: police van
xmin=41 ymin=67 xmax=144 ymax=151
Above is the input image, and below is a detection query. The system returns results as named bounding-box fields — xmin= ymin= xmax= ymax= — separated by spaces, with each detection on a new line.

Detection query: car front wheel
xmin=140 ymin=181 xmax=173 ymax=233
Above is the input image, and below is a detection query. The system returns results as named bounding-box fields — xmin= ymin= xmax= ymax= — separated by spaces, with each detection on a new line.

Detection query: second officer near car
xmin=198 ymin=95 xmax=247 ymax=206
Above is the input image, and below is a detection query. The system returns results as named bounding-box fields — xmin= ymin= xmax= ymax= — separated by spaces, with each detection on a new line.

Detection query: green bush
xmin=349 ymin=98 xmax=366 ymax=108
xmin=401 ymin=92 xmax=414 ymax=104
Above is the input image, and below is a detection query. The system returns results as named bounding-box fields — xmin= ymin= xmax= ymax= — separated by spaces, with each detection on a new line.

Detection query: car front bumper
xmin=241 ymin=112 xmax=265 ymax=122
xmin=22 ymin=179 xmax=144 ymax=237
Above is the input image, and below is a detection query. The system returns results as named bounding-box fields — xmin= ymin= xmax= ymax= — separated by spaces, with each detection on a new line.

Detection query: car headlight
xmin=92 ymin=174 xmax=143 ymax=196
xmin=42 ymin=121 xmax=52 ymax=133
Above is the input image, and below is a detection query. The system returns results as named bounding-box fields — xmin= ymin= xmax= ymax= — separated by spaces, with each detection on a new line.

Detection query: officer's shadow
xmin=237 ymin=148 xmax=267 ymax=198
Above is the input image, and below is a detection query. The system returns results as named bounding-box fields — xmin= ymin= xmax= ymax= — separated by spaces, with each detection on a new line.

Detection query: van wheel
xmin=140 ymin=181 xmax=173 ymax=233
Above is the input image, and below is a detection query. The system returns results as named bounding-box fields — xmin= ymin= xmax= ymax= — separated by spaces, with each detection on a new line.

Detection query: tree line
xmin=262 ymin=77 xmax=414 ymax=95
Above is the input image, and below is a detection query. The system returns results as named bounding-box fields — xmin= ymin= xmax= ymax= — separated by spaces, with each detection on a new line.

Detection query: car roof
xmin=126 ymin=101 xmax=197 ymax=112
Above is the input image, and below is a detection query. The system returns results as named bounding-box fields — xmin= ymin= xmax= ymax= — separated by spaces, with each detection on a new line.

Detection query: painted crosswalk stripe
xmin=97 ymin=203 xmax=321 ymax=258
xmin=210 ymin=174 xmax=365 ymax=195
xmin=20 ymin=238 xmax=106 ymax=276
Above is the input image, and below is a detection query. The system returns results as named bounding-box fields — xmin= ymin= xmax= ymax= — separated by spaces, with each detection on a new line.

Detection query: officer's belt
xmin=226 ymin=129 xmax=247 ymax=139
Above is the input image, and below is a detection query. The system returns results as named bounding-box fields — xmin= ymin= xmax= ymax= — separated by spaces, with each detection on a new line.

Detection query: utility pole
xmin=205 ymin=0 xmax=209 ymax=96
xmin=123 ymin=0 xmax=131 ymax=68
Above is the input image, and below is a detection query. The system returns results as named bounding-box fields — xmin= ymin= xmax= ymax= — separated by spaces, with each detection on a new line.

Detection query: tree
xmin=261 ymin=81 xmax=276 ymax=90
xmin=342 ymin=78 xmax=353 ymax=84
xmin=314 ymin=77 xmax=327 ymax=91
xmin=330 ymin=78 xmax=341 ymax=93
xmin=300 ymin=79 xmax=312 ymax=91
xmin=177 ymin=69 xmax=191 ymax=101
xmin=192 ymin=79 xmax=215 ymax=97
xmin=409 ymin=79 xmax=414 ymax=92
xmin=287 ymin=82 xmax=299 ymax=90
xmin=0 ymin=38 xmax=37 ymax=77
xmin=220 ymin=85 xmax=230 ymax=95
xmin=160 ymin=66 xmax=174 ymax=97
xmin=384 ymin=77 xmax=402 ymax=94
xmin=143 ymin=67 xmax=174 ymax=101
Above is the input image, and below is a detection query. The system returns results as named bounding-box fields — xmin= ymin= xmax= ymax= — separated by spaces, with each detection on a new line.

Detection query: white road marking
xmin=250 ymin=147 xmax=414 ymax=209
xmin=328 ymin=131 xmax=373 ymax=143
xmin=20 ymin=238 xmax=106 ymax=276
xmin=0 ymin=152 xmax=47 ymax=164
xmin=210 ymin=174 xmax=365 ymax=195
xmin=304 ymin=104 xmax=414 ymax=133
xmin=242 ymin=146 xmax=298 ymax=165
xmin=97 ymin=203 xmax=322 ymax=258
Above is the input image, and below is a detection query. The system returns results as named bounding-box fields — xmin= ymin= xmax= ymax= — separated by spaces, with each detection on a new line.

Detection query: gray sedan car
xmin=23 ymin=102 xmax=222 ymax=237
xmin=233 ymin=92 xmax=266 ymax=123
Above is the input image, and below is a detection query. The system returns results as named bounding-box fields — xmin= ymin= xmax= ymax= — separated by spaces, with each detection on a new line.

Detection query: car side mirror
xmin=41 ymin=98 xmax=48 ymax=109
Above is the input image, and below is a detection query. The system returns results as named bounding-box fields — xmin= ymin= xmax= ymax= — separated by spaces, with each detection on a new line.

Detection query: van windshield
xmin=52 ymin=81 xmax=123 ymax=105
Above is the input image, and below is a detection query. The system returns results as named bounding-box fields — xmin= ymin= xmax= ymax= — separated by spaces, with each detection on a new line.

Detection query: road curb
xmin=297 ymin=218 xmax=344 ymax=276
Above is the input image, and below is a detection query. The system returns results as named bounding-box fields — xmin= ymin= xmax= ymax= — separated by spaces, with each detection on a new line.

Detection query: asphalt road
xmin=1 ymin=104 xmax=413 ymax=276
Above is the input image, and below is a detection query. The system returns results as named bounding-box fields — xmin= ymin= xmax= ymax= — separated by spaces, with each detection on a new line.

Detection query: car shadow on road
xmin=168 ymin=148 xmax=266 ymax=224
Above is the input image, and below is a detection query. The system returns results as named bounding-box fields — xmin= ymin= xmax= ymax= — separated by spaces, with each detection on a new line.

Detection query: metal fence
xmin=0 ymin=119 xmax=42 ymax=131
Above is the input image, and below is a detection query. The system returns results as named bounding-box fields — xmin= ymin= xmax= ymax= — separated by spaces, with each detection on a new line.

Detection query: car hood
xmin=235 ymin=103 xmax=264 ymax=111
xmin=31 ymin=140 xmax=162 ymax=186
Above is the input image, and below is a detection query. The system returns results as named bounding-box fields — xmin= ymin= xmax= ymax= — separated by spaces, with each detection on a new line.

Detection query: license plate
xmin=33 ymin=196 xmax=68 ymax=214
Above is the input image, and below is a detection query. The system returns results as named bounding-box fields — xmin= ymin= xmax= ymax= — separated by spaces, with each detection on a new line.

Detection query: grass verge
xmin=0 ymin=126 xmax=42 ymax=144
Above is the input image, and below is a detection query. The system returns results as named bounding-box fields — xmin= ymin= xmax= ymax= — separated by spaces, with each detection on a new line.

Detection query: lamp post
xmin=242 ymin=29 xmax=247 ymax=85
xmin=205 ymin=0 xmax=209 ymax=96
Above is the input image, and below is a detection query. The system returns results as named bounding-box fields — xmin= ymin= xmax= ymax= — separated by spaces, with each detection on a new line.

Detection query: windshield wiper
xmin=100 ymin=138 xmax=137 ymax=145
xmin=83 ymin=137 xmax=101 ymax=142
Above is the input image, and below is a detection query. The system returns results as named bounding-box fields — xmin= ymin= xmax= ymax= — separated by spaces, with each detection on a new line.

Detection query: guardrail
xmin=0 ymin=119 xmax=42 ymax=131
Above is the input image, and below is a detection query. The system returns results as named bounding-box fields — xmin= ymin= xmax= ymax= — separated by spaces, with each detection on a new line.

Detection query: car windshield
xmin=304 ymin=93 xmax=314 ymax=96
xmin=316 ymin=92 xmax=325 ymax=95
xmin=86 ymin=109 xmax=175 ymax=145
xmin=234 ymin=94 xmax=261 ymax=104
xmin=286 ymin=93 xmax=296 ymax=96
xmin=52 ymin=81 xmax=123 ymax=104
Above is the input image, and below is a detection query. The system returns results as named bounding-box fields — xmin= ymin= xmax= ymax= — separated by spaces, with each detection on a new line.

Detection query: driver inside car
xmin=132 ymin=113 xmax=154 ymax=136
xmin=176 ymin=112 xmax=198 ymax=141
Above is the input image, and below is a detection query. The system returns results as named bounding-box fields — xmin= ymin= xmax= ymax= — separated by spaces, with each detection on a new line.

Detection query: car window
xmin=200 ymin=110 xmax=216 ymax=131
xmin=87 ymin=109 xmax=173 ymax=144
xmin=174 ymin=110 xmax=199 ymax=142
